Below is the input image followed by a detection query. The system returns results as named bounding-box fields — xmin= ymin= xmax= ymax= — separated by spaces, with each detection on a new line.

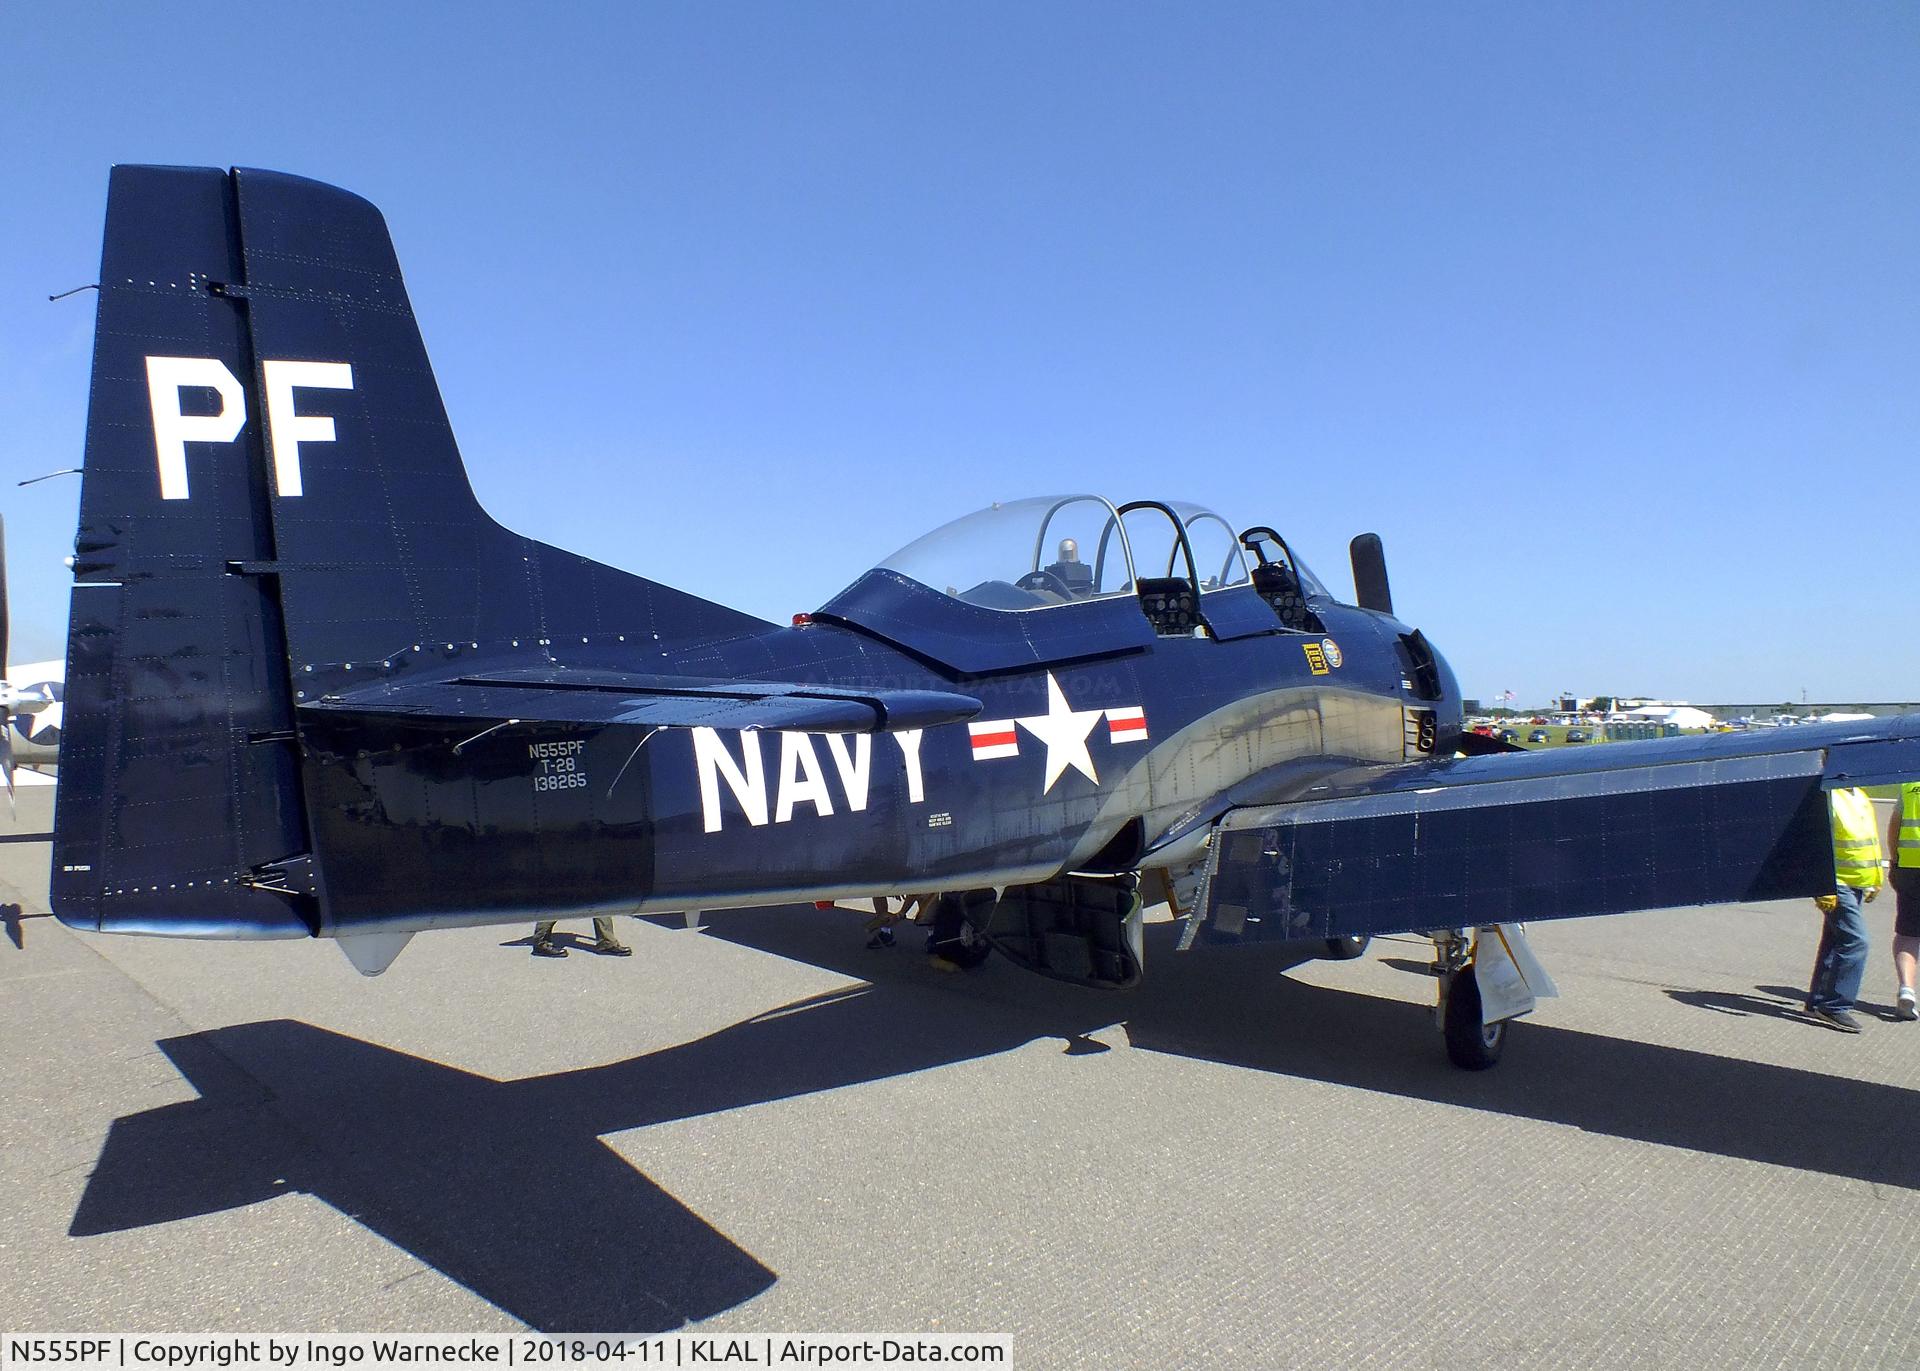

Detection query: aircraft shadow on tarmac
xmin=71 ymin=907 xmax=1920 ymax=1333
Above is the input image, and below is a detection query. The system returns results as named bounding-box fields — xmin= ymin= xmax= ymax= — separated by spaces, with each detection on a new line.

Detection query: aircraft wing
xmin=300 ymin=668 xmax=982 ymax=734
xmin=1186 ymin=714 xmax=1920 ymax=948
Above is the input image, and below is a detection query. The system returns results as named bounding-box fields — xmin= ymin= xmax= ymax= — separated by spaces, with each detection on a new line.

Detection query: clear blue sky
xmin=3 ymin=3 xmax=1915 ymax=706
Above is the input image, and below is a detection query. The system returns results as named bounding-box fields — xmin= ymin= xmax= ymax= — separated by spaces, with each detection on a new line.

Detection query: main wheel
xmin=1442 ymin=967 xmax=1506 ymax=1070
xmin=926 ymin=895 xmax=993 ymax=969
xmin=1321 ymin=933 xmax=1370 ymax=960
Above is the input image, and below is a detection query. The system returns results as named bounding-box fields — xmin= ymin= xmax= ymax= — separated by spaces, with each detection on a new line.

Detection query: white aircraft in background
xmin=0 ymin=517 xmax=62 ymax=788
xmin=2 ymin=657 xmax=62 ymax=774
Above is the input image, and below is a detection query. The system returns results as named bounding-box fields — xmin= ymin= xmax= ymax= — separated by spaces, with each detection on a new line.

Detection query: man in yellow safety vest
xmin=1889 ymin=781 xmax=1920 ymax=1021
xmin=1805 ymin=786 xmax=1884 ymax=1033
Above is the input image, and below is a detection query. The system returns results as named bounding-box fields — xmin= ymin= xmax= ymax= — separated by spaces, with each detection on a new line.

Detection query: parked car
xmin=1565 ymin=728 xmax=1591 ymax=743
xmin=1496 ymin=728 xmax=1518 ymax=742
xmin=1527 ymin=729 xmax=1550 ymax=743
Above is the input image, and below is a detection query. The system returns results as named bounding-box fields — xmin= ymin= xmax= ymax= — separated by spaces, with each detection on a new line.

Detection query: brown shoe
xmin=591 ymin=940 xmax=632 ymax=957
xmin=531 ymin=938 xmax=567 ymax=958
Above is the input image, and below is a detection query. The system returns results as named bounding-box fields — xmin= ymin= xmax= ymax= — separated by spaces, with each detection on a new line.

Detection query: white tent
xmin=1624 ymin=705 xmax=1717 ymax=730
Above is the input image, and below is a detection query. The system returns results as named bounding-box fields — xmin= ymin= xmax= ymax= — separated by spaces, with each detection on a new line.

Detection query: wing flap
xmin=1190 ymin=749 xmax=1837 ymax=946
xmin=300 ymin=670 xmax=981 ymax=734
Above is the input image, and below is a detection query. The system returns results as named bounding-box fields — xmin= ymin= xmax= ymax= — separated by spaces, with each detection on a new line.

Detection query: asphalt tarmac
xmin=3 ymin=784 xmax=1916 ymax=1368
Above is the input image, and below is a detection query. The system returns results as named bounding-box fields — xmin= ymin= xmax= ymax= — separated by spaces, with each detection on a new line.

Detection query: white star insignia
xmin=1016 ymin=673 xmax=1102 ymax=794
xmin=24 ymin=700 xmax=61 ymax=742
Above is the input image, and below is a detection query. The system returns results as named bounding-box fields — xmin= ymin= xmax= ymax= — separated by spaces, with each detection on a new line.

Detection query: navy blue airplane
xmin=48 ymin=166 xmax=1920 ymax=1069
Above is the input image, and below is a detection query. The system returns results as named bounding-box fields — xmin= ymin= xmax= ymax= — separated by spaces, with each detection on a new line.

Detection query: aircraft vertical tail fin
xmin=215 ymin=168 xmax=768 ymax=667
xmin=52 ymin=165 xmax=764 ymax=937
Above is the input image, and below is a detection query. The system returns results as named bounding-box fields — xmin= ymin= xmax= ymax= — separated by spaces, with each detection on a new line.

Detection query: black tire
xmin=926 ymin=896 xmax=993 ymax=969
xmin=1321 ymin=933 xmax=1371 ymax=960
xmin=1443 ymin=968 xmax=1506 ymax=1070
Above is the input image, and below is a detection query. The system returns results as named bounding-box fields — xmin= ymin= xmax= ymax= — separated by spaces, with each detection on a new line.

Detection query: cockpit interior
xmin=870 ymin=494 xmax=1329 ymax=637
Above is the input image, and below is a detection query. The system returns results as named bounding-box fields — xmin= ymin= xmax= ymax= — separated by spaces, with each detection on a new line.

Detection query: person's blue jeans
xmin=1808 ymin=883 xmax=1870 ymax=1013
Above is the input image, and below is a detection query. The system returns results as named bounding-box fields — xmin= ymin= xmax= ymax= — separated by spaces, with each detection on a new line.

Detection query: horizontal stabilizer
xmin=302 ymin=669 xmax=982 ymax=734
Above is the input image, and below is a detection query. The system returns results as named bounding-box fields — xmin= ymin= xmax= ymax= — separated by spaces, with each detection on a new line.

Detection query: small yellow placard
xmin=1302 ymin=642 xmax=1329 ymax=675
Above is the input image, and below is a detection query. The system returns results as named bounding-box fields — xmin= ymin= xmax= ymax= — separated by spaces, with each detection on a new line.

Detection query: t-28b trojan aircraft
xmin=50 ymin=166 xmax=1920 ymax=1068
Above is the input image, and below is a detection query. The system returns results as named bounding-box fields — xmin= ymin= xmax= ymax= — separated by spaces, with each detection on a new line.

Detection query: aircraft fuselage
xmin=292 ymin=602 xmax=1458 ymax=934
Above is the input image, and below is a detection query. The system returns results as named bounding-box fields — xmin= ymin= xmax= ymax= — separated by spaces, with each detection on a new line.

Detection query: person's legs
xmin=1808 ymin=902 xmax=1841 ymax=1009
xmin=1896 ymin=938 xmax=1919 ymax=1016
xmin=1892 ymin=868 xmax=1918 ymax=1018
xmin=1808 ymin=884 xmax=1869 ymax=1016
xmin=531 ymin=919 xmax=564 ymax=957
xmin=591 ymin=916 xmax=632 ymax=955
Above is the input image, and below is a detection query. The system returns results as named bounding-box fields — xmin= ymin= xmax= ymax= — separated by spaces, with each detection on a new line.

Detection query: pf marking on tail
xmin=145 ymin=355 xmax=354 ymax=500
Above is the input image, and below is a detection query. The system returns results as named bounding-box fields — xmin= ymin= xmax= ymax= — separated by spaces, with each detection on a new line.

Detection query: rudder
xmin=55 ymin=165 xmax=310 ymax=935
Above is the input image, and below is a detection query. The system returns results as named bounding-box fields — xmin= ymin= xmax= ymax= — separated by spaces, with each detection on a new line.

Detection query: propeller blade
xmin=1349 ymin=532 xmax=1393 ymax=616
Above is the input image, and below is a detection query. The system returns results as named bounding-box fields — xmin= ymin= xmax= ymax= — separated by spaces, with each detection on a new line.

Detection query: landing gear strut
xmin=926 ymin=893 xmax=993 ymax=969
xmin=1433 ymin=928 xmax=1505 ymax=1070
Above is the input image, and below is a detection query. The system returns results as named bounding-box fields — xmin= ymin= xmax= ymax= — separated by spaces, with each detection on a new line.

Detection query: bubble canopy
xmin=865 ymin=494 xmax=1325 ymax=613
